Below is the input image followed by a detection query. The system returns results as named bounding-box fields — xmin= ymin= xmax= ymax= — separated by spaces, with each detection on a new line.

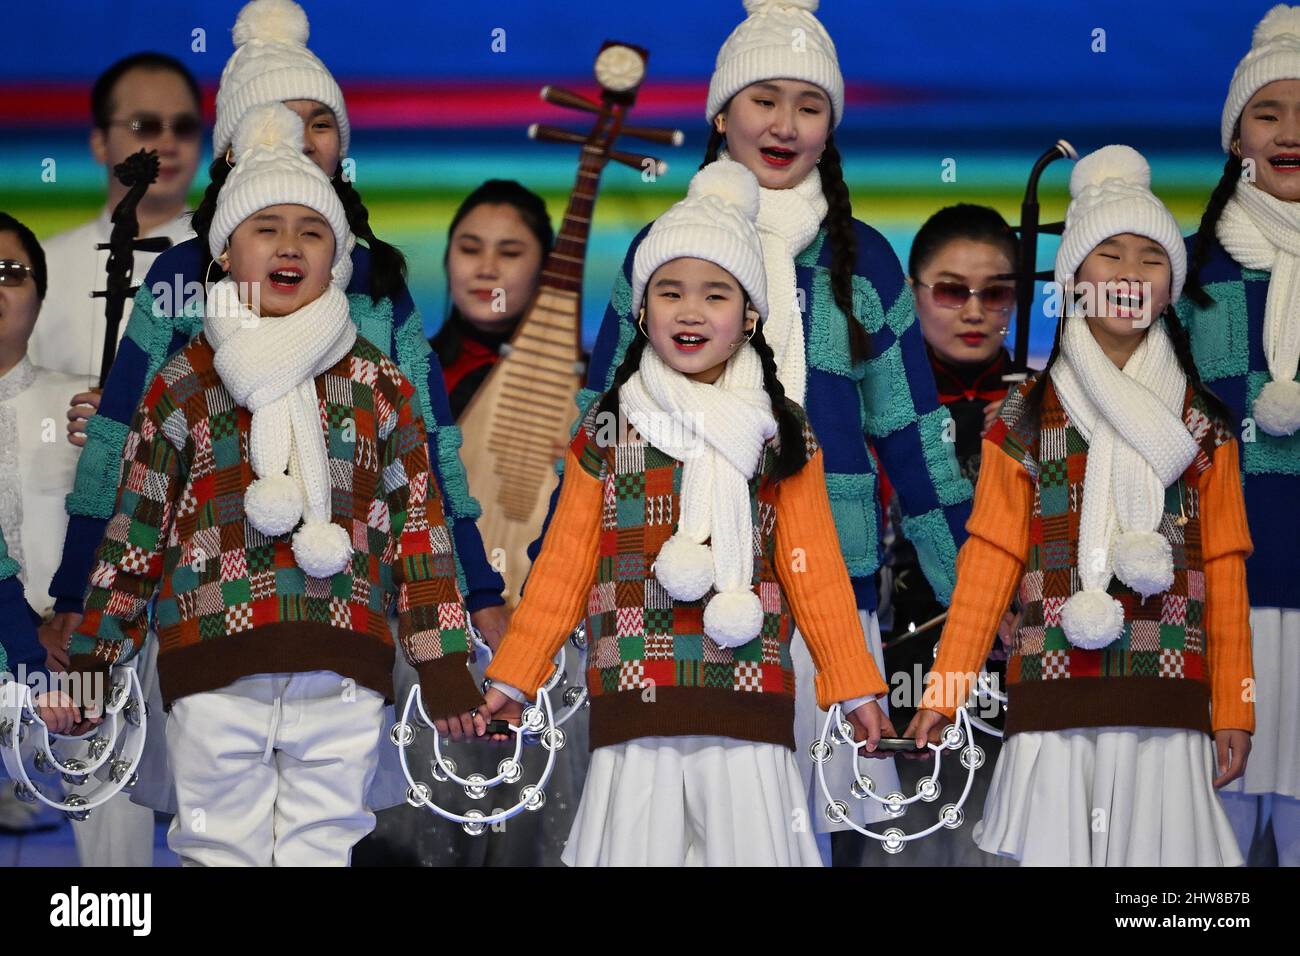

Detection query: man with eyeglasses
xmin=27 ymin=52 xmax=201 ymax=396
xmin=22 ymin=51 xmax=202 ymax=869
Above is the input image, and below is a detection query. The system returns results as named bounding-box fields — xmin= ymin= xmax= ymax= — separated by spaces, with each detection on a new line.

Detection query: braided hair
xmin=1185 ymin=151 xmax=1244 ymax=309
xmin=703 ymin=125 xmax=870 ymax=365
xmin=595 ymin=302 xmax=808 ymax=483
xmin=190 ymin=157 xmax=407 ymax=304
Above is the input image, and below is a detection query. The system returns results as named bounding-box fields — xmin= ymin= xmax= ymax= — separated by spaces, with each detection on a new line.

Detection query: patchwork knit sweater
xmin=51 ymin=240 xmax=505 ymax=615
xmin=1176 ymin=235 xmax=1300 ymax=611
xmin=69 ymin=333 xmax=482 ymax=714
xmin=921 ymin=378 xmax=1254 ymax=737
xmin=563 ymin=221 xmax=972 ymax=612
xmin=487 ymin=400 xmax=890 ymax=751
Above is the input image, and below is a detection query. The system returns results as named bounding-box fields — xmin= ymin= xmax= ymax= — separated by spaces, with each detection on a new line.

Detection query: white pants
xmin=166 ymin=671 xmax=384 ymax=867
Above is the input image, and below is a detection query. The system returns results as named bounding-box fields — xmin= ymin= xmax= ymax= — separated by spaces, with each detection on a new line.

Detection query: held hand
xmin=981 ymin=398 xmax=1005 ymax=437
xmin=903 ymin=708 xmax=950 ymax=752
xmin=470 ymin=604 xmax=512 ymax=655
xmin=431 ymin=700 xmax=487 ymax=742
xmin=1213 ymin=730 xmax=1251 ymax=788
xmin=995 ymin=608 xmax=1019 ymax=653
xmin=34 ymin=691 xmax=81 ymax=735
xmin=844 ymin=700 xmax=898 ymax=758
xmin=479 ymin=687 xmax=524 ymax=743
xmin=66 ymin=391 xmax=102 ymax=448
xmin=38 ymin=621 xmax=70 ymax=672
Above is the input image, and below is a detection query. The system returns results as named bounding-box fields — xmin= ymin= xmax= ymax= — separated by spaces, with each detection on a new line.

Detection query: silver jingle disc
xmin=849 ymin=775 xmax=876 ymax=800
xmin=87 ymin=735 xmax=110 ymax=761
xmin=884 ymin=792 xmax=906 ymax=817
xmin=60 ymin=757 xmax=89 ymax=787
xmin=917 ymin=777 xmax=941 ymax=803
xmin=405 ymin=782 xmax=432 ymax=808
xmin=18 ymin=708 xmax=35 ymax=726
xmin=497 ymin=759 xmax=523 ymax=784
xmin=808 ymin=740 xmax=832 ymax=764
xmin=940 ymin=804 xmax=965 ymax=829
xmin=123 ymin=699 xmax=143 ymax=728
xmin=64 ymin=794 xmax=90 ymax=823
xmin=481 ymin=677 xmax=493 ymax=695
xmin=942 ymin=724 xmax=965 ymax=750
xmin=123 ymin=772 xmax=139 ymax=791
xmin=429 ymin=755 xmax=457 ymax=783
xmin=108 ymin=758 xmax=132 ymax=784
xmin=521 ymin=785 xmax=546 ymax=812
xmin=882 ymin=828 xmax=907 ymax=855
xmin=562 ymin=686 xmax=585 ymax=708
xmin=107 ymin=680 xmax=128 ymax=710
xmin=32 ymin=749 xmax=53 ymax=775
xmin=464 ymin=773 xmax=489 ymax=800
xmin=461 ymin=808 xmax=487 ymax=836
xmin=13 ymin=782 xmax=37 ymax=804
xmin=835 ymin=720 xmax=856 ymax=746
xmin=959 ymin=745 xmax=985 ymax=771
xmin=825 ymin=800 xmax=849 ymax=824
xmin=0 ymin=718 xmax=11 ymax=737
xmin=540 ymin=727 xmax=566 ymax=752
xmin=521 ymin=706 xmax=546 ymax=733
xmin=569 ymin=623 xmax=588 ymax=650
xmin=389 ymin=721 xmax=415 ymax=748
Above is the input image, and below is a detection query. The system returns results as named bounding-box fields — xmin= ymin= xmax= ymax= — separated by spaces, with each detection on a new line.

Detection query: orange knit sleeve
xmin=774 ymin=448 xmax=889 ymax=708
xmin=1199 ymin=438 xmax=1255 ymax=734
xmin=921 ymin=440 xmax=1032 ymax=719
xmin=484 ymin=448 xmax=603 ymax=696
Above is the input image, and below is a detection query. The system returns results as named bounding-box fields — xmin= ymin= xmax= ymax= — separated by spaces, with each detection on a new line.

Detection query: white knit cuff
xmin=490 ymin=681 xmax=530 ymax=705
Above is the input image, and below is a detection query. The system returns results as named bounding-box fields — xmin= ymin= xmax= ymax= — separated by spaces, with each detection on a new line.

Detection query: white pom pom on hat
xmin=743 ymin=0 xmax=820 ymax=13
xmin=1054 ymin=144 xmax=1187 ymax=304
xmin=232 ymin=0 xmax=309 ymax=46
xmin=232 ymin=99 xmax=306 ymax=155
xmin=686 ymin=157 xmax=761 ymax=220
xmin=1222 ymin=5 xmax=1300 ymax=152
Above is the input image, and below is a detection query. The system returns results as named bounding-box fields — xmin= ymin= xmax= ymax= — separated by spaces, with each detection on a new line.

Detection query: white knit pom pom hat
xmin=632 ymin=157 xmax=768 ymax=319
xmin=209 ymin=103 xmax=355 ymax=287
xmin=214 ymin=0 xmax=350 ymax=158
xmin=1054 ymin=145 xmax=1187 ymax=304
xmin=1221 ymin=5 xmax=1300 ymax=152
xmin=706 ymin=0 xmax=844 ymax=127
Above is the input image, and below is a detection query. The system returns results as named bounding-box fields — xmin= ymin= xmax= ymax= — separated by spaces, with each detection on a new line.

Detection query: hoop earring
xmin=637 ymin=308 xmax=647 ymax=338
xmin=205 ymin=251 xmax=229 ymax=288
xmin=224 ymin=147 xmax=235 ymax=168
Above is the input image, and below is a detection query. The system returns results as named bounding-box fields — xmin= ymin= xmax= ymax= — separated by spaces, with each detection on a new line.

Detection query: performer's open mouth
xmin=1107 ymin=286 xmax=1145 ymax=316
xmin=759 ymin=146 xmax=797 ymax=167
xmin=1269 ymin=152 xmax=1300 ymax=172
xmin=267 ymin=268 xmax=304 ymax=292
xmin=672 ymin=332 xmax=709 ymax=352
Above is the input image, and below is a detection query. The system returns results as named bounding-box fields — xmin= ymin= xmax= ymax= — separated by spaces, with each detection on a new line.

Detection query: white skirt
xmin=562 ymin=735 xmax=824 ymax=866
xmin=791 ymin=610 xmax=902 ymax=832
xmin=1221 ymin=607 xmax=1300 ymax=800
xmin=975 ymin=727 xmax=1243 ymax=867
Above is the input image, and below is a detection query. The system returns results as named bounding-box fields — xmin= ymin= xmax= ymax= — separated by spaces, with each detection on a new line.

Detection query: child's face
xmin=446 ymin=202 xmax=545 ymax=333
xmin=1074 ymin=232 xmax=1171 ymax=351
xmin=282 ymin=99 xmax=342 ymax=178
xmin=226 ymin=204 xmax=336 ymax=317
xmin=1237 ymin=79 xmax=1300 ymax=203
xmin=717 ymin=79 xmax=831 ymax=190
xmin=643 ymin=257 xmax=754 ymax=385
xmin=0 ymin=230 xmax=40 ymax=353
xmin=911 ymin=238 xmax=1015 ymax=366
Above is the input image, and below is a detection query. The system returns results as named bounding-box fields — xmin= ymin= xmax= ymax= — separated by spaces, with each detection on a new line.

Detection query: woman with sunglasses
xmin=27 ymin=51 xmax=202 ymax=387
xmin=876 ymin=204 xmax=1021 ymax=867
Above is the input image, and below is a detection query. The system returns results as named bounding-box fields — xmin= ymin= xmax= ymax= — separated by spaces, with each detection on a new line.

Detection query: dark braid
xmin=1017 ymin=312 xmax=1064 ymax=426
xmin=703 ymin=125 xmax=869 ymax=365
xmin=1186 ymin=152 xmax=1244 ymax=308
xmin=593 ymin=331 xmax=649 ymax=430
xmin=334 ymin=175 xmax=408 ymax=303
xmin=190 ymin=158 xmax=407 ymax=304
xmin=747 ymin=321 xmax=807 ymax=482
xmin=1162 ymin=305 xmax=1235 ymax=427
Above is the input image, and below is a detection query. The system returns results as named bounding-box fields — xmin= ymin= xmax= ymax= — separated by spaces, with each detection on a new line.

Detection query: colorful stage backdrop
xmin=0 ymin=1 xmax=1274 ymax=363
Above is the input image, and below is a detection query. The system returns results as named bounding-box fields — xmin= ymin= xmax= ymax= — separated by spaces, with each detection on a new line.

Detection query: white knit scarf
xmin=1217 ymin=183 xmax=1300 ymax=436
xmin=721 ymin=149 xmax=827 ymax=406
xmin=1051 ymin=316 xmax=1198 ymax=649
xmin=620 ymin=342 xmax=777 ymax=648
xmin=204 ymin=276 xmax=356 ymax=578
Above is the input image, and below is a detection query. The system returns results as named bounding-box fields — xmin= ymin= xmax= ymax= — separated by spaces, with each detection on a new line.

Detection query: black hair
xmin=190 ymin=156 xmax=409 ymax=304
xmin=1017 ymin=306 xmax=1234 ymax=430
xmin=1186 ymin=151 xmax=1244 ymax=308
xmin=0 ymin=211 xmax=48 ymax=301
xmin=91 ymin=52 xmax=201 ymax=130
xmin=430 ymin=180 xmax=554 ymax=368
xmin=595 ymin=306 xmax=808 ymax=484
xmin=703 ymin=124 xmax=870 ymax=364
xmin=908 ymin=203 xmax=1019 ymax=280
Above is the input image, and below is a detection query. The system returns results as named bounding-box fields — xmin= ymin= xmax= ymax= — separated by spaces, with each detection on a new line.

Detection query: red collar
xmin=928 ymin=346 xmax=1013 ymax=405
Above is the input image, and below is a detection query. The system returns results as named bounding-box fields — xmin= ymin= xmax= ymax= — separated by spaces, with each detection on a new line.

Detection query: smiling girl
xmin=911 ymin=146 xmax=1253 ymax=867
xmin=474 ymin=160 xmax=894 ymax=866
xmin=1180 ymin=3 xmax=1300 ymax=866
